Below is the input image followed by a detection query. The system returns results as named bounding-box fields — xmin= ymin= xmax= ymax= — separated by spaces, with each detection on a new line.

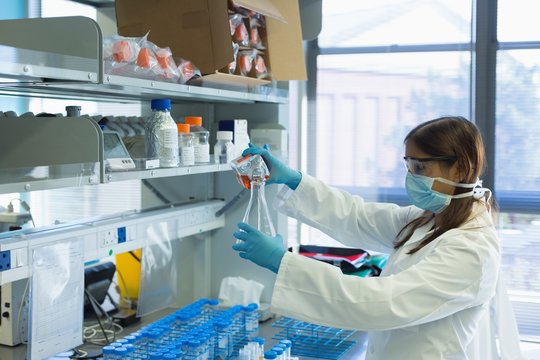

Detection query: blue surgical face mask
xmin=405 ymin=172 xmax=485 ymax=213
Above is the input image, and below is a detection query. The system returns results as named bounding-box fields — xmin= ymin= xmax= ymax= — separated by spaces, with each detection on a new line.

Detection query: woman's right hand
xmin=242 ymin=144 xmax=302 ymax=189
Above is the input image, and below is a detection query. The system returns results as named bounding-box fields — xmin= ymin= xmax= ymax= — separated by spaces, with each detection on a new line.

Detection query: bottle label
xmin=159 ymin=128 xmax=179 ymax=166
xmin=194 ymin=143 xmax=210 ymax=163
xmin=180 ymin=146 xmax=195 ymax=166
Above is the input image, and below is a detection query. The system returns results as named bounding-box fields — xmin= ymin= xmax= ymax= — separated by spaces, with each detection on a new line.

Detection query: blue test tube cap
xmin=149 ymin=351 xmax=164 ymax=360
xmin=109 ymin=342 xmax=123 ymax=348
xmin=280 ymin=339 xmax=292 ymax=348
xmin=114 ymin=347 xmax=128 ymax=356
xmin=163 ymin=353 xmax=176 ymax=359
xmin=124 ymin=335 xmax=137 ymax=343
xmin=251 ymin=336 xmax=265 ymax=345
xmin=264 ymin=350 xmax=278 ymax=359
xmin=208 ymin=298 xmax=219 ymax=306
xmin=247 ymin=303 xmax=259 ymax=311
xmin=215 ymin=320 xmax=228 ymax=331
xmin=272 ymin=346 xmax=284 ymax=355
xmin=102 ymin=346 xmax=115 ymax=355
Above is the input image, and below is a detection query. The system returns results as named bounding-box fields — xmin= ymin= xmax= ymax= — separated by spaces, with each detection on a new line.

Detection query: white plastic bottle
xmin=214 ymin=131 xmax=234 ymax=164
xmin=149 ymin=99 xmax=179 ymax=167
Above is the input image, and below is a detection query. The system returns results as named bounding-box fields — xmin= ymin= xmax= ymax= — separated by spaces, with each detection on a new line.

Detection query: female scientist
xmin=232 ymin=116 xmax=524 ymax=359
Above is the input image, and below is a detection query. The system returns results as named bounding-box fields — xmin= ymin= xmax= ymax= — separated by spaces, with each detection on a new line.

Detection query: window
xmin=496 ymin=0 xmax=540 ymax=340
xmin=300 ymin=0 xmax=540 ymax=339
xmin=303 ymin=0 xmax=473 ymax=246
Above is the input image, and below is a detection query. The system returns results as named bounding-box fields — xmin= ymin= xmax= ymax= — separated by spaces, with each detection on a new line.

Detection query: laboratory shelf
xmin=0 ymin=17 xmax=288 ymax=105
xmin=0 ymin=16 xmax=287 ymax=194
xmin=104 ymin=162 xmax=232 ymax=183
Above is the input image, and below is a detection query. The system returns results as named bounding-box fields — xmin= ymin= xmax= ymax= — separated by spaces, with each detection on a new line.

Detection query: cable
xmin=128 ymin=250 xmax=141 ymax=263
xmin=84 ymin=289 xmax=110 ymax=344
xmin=7 ymin=198 xmax=36 ymax=228
xmin=17 ymin=279 xmax=30 ymax=345
xmin=83 ymin=290 xmax=123 ymax=345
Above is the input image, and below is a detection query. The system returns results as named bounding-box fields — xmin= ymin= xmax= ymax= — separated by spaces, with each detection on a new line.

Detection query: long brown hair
xmin=394 ymin=116 xmax=495 ymax=254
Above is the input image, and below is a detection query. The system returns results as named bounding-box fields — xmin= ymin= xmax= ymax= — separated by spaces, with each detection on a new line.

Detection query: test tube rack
xmin=271 ymin=317 xmax=357 ymax=360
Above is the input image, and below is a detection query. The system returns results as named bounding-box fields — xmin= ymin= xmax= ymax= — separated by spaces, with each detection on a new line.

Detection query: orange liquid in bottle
xmin=240 ymin=175 xmax=251 ymax=189
xmin=238 ymin=174 xmax=270 ymax=189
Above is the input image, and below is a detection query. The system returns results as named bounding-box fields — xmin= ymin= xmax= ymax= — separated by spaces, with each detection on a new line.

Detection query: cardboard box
xmin=115 ymin=0 xmax=306 ymax=85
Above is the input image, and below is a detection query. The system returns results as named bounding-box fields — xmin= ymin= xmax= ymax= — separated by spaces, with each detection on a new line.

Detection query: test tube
xmin=279 ymin=340 xmax=292 ymax=359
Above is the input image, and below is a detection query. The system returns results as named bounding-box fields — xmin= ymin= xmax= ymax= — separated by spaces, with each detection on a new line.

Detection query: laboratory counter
xmin=0 ymin=307 xmax=369 ymax=360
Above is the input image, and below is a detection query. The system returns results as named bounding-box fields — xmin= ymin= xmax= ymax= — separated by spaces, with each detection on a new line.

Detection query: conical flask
xmin=230 ymin=154 xmax=275 ymax=243
xmin=242 ymin=177 xmax=276 ymax=237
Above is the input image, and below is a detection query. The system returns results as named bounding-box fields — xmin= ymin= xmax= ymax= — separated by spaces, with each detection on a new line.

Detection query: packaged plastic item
xmin=154 ymin=46 xmax=180 ymax=81
xmin=226 ymin=42 xmax=240 ymax=75
xmin=177 ymin=58 xmax=201 ymax=84
xmin=177 ymin=123 xmax=195 ymax=166
xmin=249 ymin=17 xmax=265 ymax=49
xmin=254 ymin=54 xmax=270 ymax=79
xmin=230 ymin=14 xmax=249 ymax=47
xmin=184 ymin=116 xmax=210 ymax=163
xmin=147 ymin=99 xmax=179 ymax=167
xmin=230 ymin=154 xmax=270 ymax=189
xmin=214 ymin=131 xmax=234 ymax=164
xmin=136 ymin=47 xmax=156 ymax=69
xmin=238 ymin=50 xmax=256 ymax=76
xmin=112 ymin=38 xmax=140 ymax=63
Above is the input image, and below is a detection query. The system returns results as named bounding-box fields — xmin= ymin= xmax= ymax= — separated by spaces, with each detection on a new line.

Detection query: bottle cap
xmin=279 ymin=339 xmax=292 ymax=348
xmin=264 ymin=350 xmax=277 ymax=359
xmin=151 ymin=99 xmax=171 ymax=110
xmin=185 ymin=116 xmax=203 ymax=126
xmin=177 ymin=123 xmax=190 ymax=133
xmin=216 ymin=131 xmax=233 ymax=140
xmin=102 ymin=346 xmax=115 ymax=354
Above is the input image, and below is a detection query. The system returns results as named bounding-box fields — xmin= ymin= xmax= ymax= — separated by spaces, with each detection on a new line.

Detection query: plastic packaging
xmin=177 ymin=123 xmax=195 ymax=166
xmin=147 ymin=99 xmax=179 ymax=167
xmin=238 ymin=50 xmax=256 ymax=76
xmin=184 ymin=116 xmax=210 ymax=163
xmin=230 ymin=154 xmax=270 ymax=189
xmin=214 ymin=131 xmax=234 ymax=164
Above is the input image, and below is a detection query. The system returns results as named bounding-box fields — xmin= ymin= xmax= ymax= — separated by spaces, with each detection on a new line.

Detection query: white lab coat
xmin=270 ymin=174 xmax=524 ymax=360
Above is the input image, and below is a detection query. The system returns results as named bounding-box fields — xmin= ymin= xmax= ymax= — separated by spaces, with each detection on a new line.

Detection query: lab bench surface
xmin=0 ymin=308 xmax=369 ymax=360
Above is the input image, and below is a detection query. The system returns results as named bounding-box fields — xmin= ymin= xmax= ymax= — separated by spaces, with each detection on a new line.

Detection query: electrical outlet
xmin=0 ymin=251 xmax=11 ymax=272
xmin=117 ymin=227 xmax=126 ymax=243
xmin=100 ymin=229 xmax=117 ymax=248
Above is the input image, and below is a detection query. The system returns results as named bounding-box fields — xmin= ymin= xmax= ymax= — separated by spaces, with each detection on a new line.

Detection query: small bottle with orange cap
xmin=177 ymin=123 xmax=195 ymax=166
xmin=184 ymin=116 xmax=210 ymax=163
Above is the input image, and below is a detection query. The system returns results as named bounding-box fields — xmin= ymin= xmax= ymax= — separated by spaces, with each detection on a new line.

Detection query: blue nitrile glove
xmin=232 ymin=222 xmax=286 ymax=273
xmin=242 ymin=144 xmax=302 ymax=190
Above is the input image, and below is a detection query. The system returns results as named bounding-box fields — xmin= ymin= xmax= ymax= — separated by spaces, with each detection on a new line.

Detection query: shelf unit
xmin=0 ymin=16 xmax=288 ymax=285
xmin=0 ymin=16 xmax=287 ymax=195
xmin=0 ymin=15 xmax=288 ymax=313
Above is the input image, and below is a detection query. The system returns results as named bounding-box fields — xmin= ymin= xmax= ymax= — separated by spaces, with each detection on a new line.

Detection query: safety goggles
xmin=403 ymin=156 xmax=457 ymax=175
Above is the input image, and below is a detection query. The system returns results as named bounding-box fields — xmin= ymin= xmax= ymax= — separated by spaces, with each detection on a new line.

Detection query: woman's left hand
xmin=232 ymin=222 xmax=286 ymax=273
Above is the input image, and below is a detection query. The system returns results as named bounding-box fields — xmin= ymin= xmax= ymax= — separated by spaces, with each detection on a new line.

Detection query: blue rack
xmin=271 ymin=317 xmax=356 ymax=360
